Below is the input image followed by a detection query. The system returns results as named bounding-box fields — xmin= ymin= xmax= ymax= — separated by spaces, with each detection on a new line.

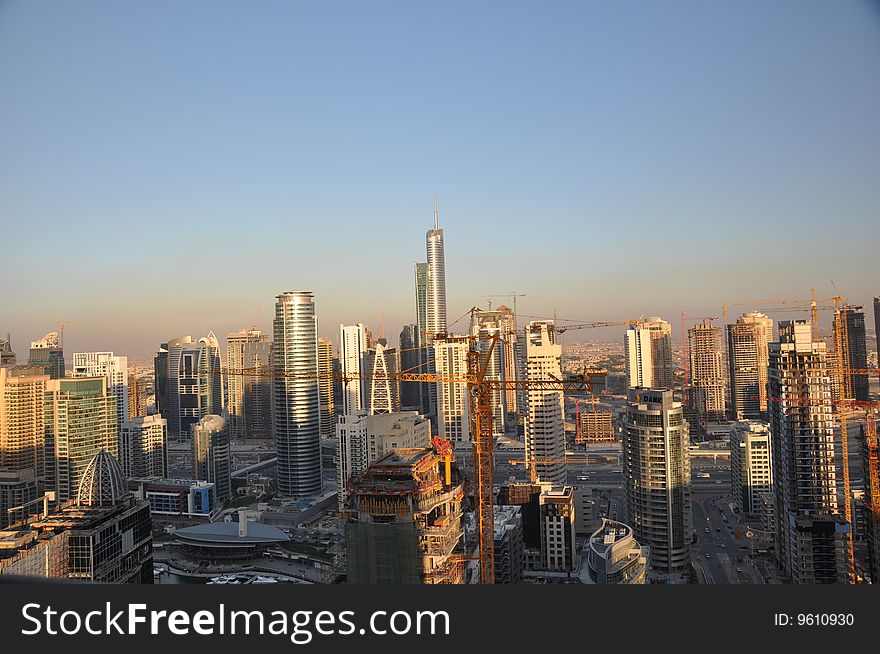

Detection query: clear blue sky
xmin=1 ymin=0 xmax=878 ymax=357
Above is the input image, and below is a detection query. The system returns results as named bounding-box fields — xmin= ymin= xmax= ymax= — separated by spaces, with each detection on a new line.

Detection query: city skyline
xmin=2 ymin=1 xmax=879 ymax=356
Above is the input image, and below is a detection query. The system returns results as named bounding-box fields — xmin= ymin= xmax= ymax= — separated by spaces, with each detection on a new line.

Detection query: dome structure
xmin=76 ymin=450 xmax=130 ymax=507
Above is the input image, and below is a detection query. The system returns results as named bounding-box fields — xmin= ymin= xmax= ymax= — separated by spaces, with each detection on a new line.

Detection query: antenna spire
xmin=434 ymin=193 xmax=439 ymax=230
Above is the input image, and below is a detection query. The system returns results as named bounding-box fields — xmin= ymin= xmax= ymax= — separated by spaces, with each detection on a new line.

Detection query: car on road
xmin=716 ymin=527 xmax=721 ymax=532
xmin=706 ymin=553 xmax=711 ymax=559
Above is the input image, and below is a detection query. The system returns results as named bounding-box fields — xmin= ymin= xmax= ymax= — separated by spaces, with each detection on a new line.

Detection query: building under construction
xmin=343 ymin=446 xmax=464 ymax=584
xmin=577 ymin=408 xmax=615 ymax=444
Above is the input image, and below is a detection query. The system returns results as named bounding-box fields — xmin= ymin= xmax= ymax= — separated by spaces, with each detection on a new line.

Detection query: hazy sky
xmin=1 ymin=1 xmax=879 ymax=358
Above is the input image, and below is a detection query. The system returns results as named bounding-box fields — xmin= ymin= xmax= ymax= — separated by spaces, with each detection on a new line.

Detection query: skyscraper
xmin=769 ymin=320 xmax=848 ymax=583
xmin=398 ymin=324 xmax=421 ymax=410
xmin=317 ymin=337 xmax=335 ymax=438
xmin=729 ymin=421 xmax=773 ymax=516
xmin=28 ymin=332 xmax=64 ymax=379
xmin=471 ymin=308 xmax=513 ymax=433
xmin=192 ymin=414 xmax=231 ymax=502
xmin=833 ymin=306 xmax=869 ymax=402
xmin=426 ymin=195 xmax=447 ymax=339
xmin=44 ymin=377 xmax=118 ymax=504
xmin=272 ymin=291 xmax=322 ymax=498
xmin=433 ymin=335 xmax=471 ymax=446
xmin=225 ymin=328 xmax=272 ymax=440
xmin=339 ymin=323 xmax=368 ymax=416
xmin=687 ymin=320 xmax=727 ymax=426
xmin=622 ymin=388 xmax=691 ymax=581
xmin=72 ymin=352 xmax=129 ymax=435
xmin=727 ymin=312 xmax=773 ymax=419
xmin=874 ymin=296 xmax=880 ymax=362
xmin=119 ymin=415 xmax=167 ymax=479
xmin=624 ymin=317 xmax=674 ymax=389
xmin=413 ymin=262 xmax=432 ymax=416
xmin=153 ymin=334 xmax=223 ymax=441
xmin=523 ymin=321 xmax=565 ymax=486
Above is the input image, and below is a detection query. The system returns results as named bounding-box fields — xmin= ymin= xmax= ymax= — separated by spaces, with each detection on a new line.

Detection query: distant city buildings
xmin=225 ymin=328 xmax=272 ymax=440
xmin=0 ymin=334 xmax=15 ymax=365
xmin=523 ymin=321 xmax=566 ymax=485
xmin=153 ymin=334 xmax=223 ymax=441
xmin=624 ymin=317 xmax=674 ymax=389
xmin=729 ymin=420 xmax=773 ymax=516
xmin=28 ymin=332 xmax=64 ymax=379
xmin=272 ymin=291 xmax=322 ymax=498
xmin=688 ymin=320 xmax=727 ymax=427
xmin=623 ymin=387 xmax=691 ymax=581
xmin=398 ymin=324 xmax=421 ymax=410
xmin=769 ymin=320 xmax=849 ymax=583
xmin=317 ymin=337 xmax=335 ymax=438
xmin=727 ymin=312 xmax=773 ymax=419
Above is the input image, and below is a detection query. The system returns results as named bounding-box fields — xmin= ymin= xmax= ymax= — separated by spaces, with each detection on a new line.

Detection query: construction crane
xmin=556 ymin=319 xmax=642 ymax=334
xmin=222 ymin=333 xmax=606 ymax=585
xmin=505 ymin=457 xmax=578 ymax=483
xmin=482 ymin=293 xmax=526 ymax=312
xmin=736 ymin=290 xmax=844 ymax=341
xmin=865 ymin=410 xmax=879 ymax=552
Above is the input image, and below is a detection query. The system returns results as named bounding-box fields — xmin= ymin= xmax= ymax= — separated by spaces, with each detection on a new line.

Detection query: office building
xmin=72 ymin=352 xmax=129 ymax=434
xmin=413 ymin=262 xmax=433 ymax=417
xmin=523 ymin=321 xmax=566 ymax=485
xmin=398 ymin=324 xmax=421 ymax=410
xmin=624 ymin=317 xmax=674 ymax=389
xmin=833 ymin=306 xmax=869 ymax=402
xmin=729 ymin=421 xmax=773 ymax=516
xmin=0 ymin=335 xmax=15 ymax=365
xmin=623 ymin=388 xmax=692 ymax=580
xmin=28 ymin=332 xmax=64 ymax=379
xmin=119 ymin=415 xmax=167 ymax=479
xmin=584 ymin=519 xmax=649 ymax=584
xmin=344 ymin=447 xmax=464 ymax=584
xmin=339 ymin=323 xmax=369 ymax=416
xmin=0 ymin=451 xmax=153 ymax=583
xmin=688 ymin=320 xmax=727 ymax=427
xmin=425 ymin=195 xmax=447 ymax=342
xmin=433 ymin=335 xmax=470 ymax=447
xmin=45 ymin=377 xmax=118 ymax=504
xmin=727 ymin=312 xmax=773 ymax=419
xmin=317 ymin=337 xmax=335 ymax=438
xmin=192 ymin=414 xmax=231 ymax=502
xmin=154 ymin=334 xmax=223 ymax=440
xmin=272 ymin=291 xmax=322 ymax=498
xmin=769 ymin=320 xmax=849 ymax=583
xmin=226 ymin=328 xmax=272 ymax=440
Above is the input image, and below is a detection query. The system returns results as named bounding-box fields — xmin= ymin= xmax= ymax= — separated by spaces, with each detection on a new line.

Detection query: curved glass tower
xmin=272 ymin=291 xmax=322 ymax=497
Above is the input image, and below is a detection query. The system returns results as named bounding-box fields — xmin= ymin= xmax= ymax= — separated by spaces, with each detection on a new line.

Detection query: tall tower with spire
xmin=419 ymin=195 xmax=447 ymax=421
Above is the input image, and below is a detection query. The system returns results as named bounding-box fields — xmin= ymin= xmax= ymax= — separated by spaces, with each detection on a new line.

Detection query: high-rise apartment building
xmin=833 ymin=306 xmax=869 ymax=402
xmin=433 ymin=335 xmax=471 ymax=447
xmin=523 ymin=321 xmax=565 ymax=485
xmin=874 ymin=297 xmax=880 ymax=361
xmin=317 ymin=337 xmax=335 ymax=438
xmin=153 ymin=334 xmax=223 ymax=440
xmin=192 ymin=414 xmax=231 ymax=502
xmin=727 ymin=312 xmax=773 ymax=419
xmin=624 ymin=317 xmax=674 ymax=389
xmin=0 ymin=365 xmax=49 ymax=528
xmin=119 ymin=415 xmax=167 ymax=479
xmin=471 ymin=314 xmax=507 ymax=436
xmin=226 ymin=328 xmax=272 ymax=440
xmin=688 ymin=320 xmax=727 ymax=426
xmin=72 ymin=352 xmax=129 ymax=434
xmin=344 ymin=447 xmax=463 ymax=584
xmin=472 ymin=306 xmax=518 ymax=416
xmin=127 ymin=369 xmax=148 ymax=420
xmin=729 ymin=420 xmax=773 ymax=515
xmin=44 ymin=377 xmax=118 ymax=504
xmin=339 ymin=323 xmax=369 ymax=416
xmin=623 ymin=388 xmax=692 ymax=580
xmin=538 ymin=486 xmax=577 ymax=572
xmin=28 ymin=332 xmax=64 ymax=379
xmin=769 ymin=320 xmax=849 ymax=583
xmin=585 ymin=519 xmax=649 ymax=584
xmin=272 ymin=291 xmax=322 ymax=498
